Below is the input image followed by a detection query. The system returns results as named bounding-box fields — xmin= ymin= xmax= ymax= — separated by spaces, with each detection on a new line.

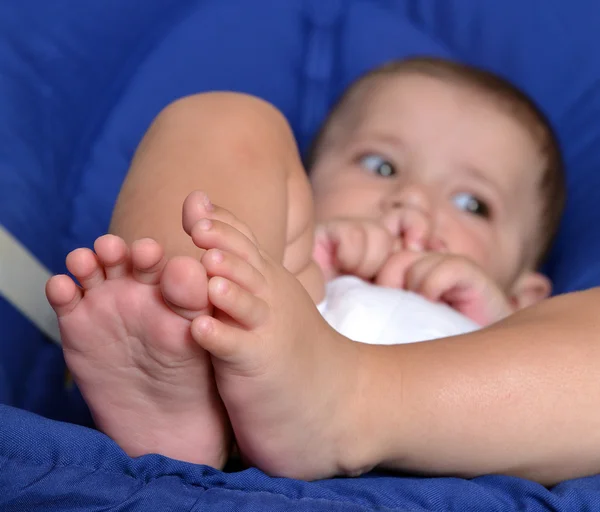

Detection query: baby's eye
xmin=452 ymin=192 xmax=491 ymax=218
xmin=359 ymin=154 xmax=396 ymax=177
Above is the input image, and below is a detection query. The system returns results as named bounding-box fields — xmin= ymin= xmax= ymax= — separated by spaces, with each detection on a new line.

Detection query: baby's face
xmin=310 ymin=73 xmax=544 ymax=291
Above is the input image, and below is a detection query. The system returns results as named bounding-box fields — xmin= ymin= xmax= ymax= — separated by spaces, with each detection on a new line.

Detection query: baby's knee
xmin=156 ymin=92 xmax=294 ymax=148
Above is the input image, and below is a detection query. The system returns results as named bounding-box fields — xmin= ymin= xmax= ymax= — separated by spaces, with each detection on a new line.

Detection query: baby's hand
xmin=313 ymin=219 xmax=396 ymax=281
xmin=377 ymin=252 xmax=514 ymax=326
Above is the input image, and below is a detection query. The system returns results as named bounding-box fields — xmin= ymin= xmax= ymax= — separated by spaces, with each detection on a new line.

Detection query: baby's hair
xmin=305 ymin=56 xmax=566 ymax=269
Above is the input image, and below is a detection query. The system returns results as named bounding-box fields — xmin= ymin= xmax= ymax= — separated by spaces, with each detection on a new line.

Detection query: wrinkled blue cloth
xmin=2 ymin=405 xmax=600 ymax=512
xmin=1 ymin=0 xmax=600 ymax=509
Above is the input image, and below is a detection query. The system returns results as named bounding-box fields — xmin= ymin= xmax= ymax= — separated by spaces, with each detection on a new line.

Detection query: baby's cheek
xmin=469 ymin=243 xmax=515 ymax=288
xmin=448 ymin=232 xmax=492 ymax=273
xmin=312 ymin=200 xmax=341 ymax=225
xmin=314 ymin=186 xmax=377 ymax=224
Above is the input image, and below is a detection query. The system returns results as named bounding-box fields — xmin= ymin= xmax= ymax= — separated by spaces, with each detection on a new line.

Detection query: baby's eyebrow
xmin=352 ymin=131 xmax=405 ymax=150
xmin=460 ymin=166 xmax=506 ymax=200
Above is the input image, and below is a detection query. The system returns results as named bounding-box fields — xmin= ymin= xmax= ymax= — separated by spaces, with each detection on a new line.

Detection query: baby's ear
xmin=510 ymin=271 xmax=552 ymax=310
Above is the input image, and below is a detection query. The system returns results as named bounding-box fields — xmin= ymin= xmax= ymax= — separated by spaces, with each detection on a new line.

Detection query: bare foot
xmin=46 ymin=235 xmax=231 ymax=467
xmin=174 ymin=196 xmax=367 ymax=480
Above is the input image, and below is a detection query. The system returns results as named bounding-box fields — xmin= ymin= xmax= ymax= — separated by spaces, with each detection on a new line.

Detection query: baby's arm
xmin=350 ymin=287 xmax=600 ymax=485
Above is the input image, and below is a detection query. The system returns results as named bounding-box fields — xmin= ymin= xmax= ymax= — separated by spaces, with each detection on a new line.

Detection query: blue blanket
xmin=2 ymin=405 xmax=600 ymax=511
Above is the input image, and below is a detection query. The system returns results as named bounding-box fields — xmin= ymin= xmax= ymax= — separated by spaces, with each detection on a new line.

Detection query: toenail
xmin=202 ymin=195 xmax=214 ymax=212
xmin=216 ymin=278 xmax=229 ymax=293
xmin=194 ymin=316 xmax=213 ymax=335
xmin=198 ymin=219 xmax=213 ymax=231
xmin=211 ymin=249 xmax=224 ymax=263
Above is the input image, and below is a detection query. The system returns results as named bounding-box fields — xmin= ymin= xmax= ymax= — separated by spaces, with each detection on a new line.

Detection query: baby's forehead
xmin=327 ymin=73 xmax=486 ymax=143
xmin=342 ymin=72 xmax=508 ymax=121
xmin=332 ymin=73 xmax=540 ymax=152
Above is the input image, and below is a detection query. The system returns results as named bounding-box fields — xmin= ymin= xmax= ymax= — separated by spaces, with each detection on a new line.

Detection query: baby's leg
xmin=46 ymin=235 xmax=229 ymax=467
xmin=120 ymin=94 xmax=359 ymax=479
xmin=170 ymin=203 xmax=365 ymax=480
xmin=111 ymin=92 xmax=323 ymax=301
xmin=49 ymin=92 xmax=323 ymax=467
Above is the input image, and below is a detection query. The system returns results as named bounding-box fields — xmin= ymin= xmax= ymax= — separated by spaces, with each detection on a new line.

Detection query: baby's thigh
xmin=112 ymin=92 xmax=307 ymax=261
xmin=282 ymin=170 xmax=325 ymax=303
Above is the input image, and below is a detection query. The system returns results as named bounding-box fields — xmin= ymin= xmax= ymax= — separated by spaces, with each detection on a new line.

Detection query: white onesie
xmin=318 ymin=276 xmax=479 ymax=345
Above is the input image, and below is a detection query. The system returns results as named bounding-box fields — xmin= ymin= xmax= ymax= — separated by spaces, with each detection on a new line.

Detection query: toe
xmin=161 ymin=256 xmax=211 ymax=320
xmin=66 ymin=248 xmax=105 ymax=289
xmin=182 ymin=191 xmax=257 ymax=244
xmin=191 ymin=314 xmax=254 ymax=362
xmin=182 ymin=190 xmax=215 ymax=235
xmin=202 ymin=249 xmax=265 ymax=295
xmin=208 ymin=276 xmax=268 ymax=329
xmin=191 ymin=219 xmax=263 ymax=270
xmin=45 ymin=274 xmax=83 ymax=317
xmin=131 ymin=238 xmax=165 ymax=284
xmin=94 ymin=235 xmax=131 ymax=280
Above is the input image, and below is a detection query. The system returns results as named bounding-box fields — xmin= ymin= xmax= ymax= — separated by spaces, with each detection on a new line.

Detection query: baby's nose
xmin=382 ymin=185 xmax=433 ymax=251
xmin=388 ymin=183 xmax=431 ymax=212
xmin=383 ymin=206 xmax=432 ymax=252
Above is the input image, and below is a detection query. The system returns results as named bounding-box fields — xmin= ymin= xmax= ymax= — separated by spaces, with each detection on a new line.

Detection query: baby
xmin=46 ymin=57 xmax=566 ymax=482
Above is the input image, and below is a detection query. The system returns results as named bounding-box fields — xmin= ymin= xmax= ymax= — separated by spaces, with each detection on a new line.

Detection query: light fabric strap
xmin=0 ymin=225 xmax=61 ymax=344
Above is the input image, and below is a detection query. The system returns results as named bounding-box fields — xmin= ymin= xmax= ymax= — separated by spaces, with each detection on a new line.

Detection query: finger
xmin=426 ymin=236 xmax=449 ymax=253
xmin=328 ymin=222 xmax=367 ymax=274
xmin=356 ymin=224 xmax=394 ymax=278
xmin=398 ymin=208 xmax=432 ymax=252
xmin=312 ymin=225 xmax=337 ymax=280
xmin=411 ymin=257 xmax=475 ymax=302
xmin=375 ymin=250 xmax=424 ymax=289
xmin=404 ymin=253 xmax=448 ymax=295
